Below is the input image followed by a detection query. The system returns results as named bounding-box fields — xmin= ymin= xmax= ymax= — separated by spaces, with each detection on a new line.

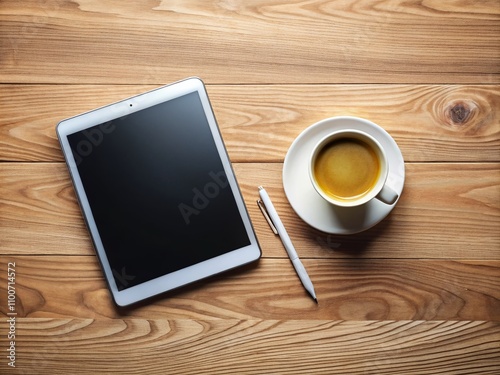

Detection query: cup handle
xmin=376 ymin=185 xmax=399 ymax=205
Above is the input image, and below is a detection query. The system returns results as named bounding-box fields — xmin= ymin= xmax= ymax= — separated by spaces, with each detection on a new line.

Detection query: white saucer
xmin=283 ymin=116 xmax=405 ymax=234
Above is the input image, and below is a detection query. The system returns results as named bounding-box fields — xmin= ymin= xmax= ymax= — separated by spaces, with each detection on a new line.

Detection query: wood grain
xmin=1 ymin=162 xmax=499 ymax=258
xmin=1 ymin=2 xmax=499 ymax=373
xmin=1 ymin=84 xmax=498 ymax=163
xmin=0 ymin=256 xmax=498 ymax=321
xmin=1 ymin=1 xmax=499 ymax=84
xmin=1 ymin=318 xmax=498 ymax=374
xmin=239 ymin=162 xmax=500 ymax=260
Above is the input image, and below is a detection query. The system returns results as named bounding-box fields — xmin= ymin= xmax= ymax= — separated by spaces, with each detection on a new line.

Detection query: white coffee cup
xmin=309 ymin=128 xmax=398 ymax=207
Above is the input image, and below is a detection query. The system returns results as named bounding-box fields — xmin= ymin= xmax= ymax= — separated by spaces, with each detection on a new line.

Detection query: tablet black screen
xmin=68 ymin=92 xmax=250 ymax=290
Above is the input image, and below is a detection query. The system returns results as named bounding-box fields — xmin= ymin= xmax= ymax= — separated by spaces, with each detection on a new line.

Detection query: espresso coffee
xmin=313 ymin=137 xmax=380 ymax=201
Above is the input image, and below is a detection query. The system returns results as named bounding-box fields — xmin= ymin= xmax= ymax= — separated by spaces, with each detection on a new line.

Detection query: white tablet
xmin=57 ymin=77 xmax=261 ymax=307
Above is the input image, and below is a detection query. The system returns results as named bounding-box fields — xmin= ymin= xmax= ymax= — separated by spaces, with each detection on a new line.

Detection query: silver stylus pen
xmin=257 ymin=186 xmax=318 ymax=303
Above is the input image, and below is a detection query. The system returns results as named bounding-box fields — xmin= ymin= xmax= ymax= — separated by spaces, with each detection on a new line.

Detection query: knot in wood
xmin=449 ymin=102 xmax=471 ymax=125
xmin=441 ymin=99 xmax=479 ymax=132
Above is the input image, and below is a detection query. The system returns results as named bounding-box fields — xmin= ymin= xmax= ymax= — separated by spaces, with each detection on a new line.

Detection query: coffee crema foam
xmin=314 ymin=137 xmax=380 ymax=201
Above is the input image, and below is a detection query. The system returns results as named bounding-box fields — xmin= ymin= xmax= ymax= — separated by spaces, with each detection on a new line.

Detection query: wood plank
xmin=1 ymin=162 xmax=499 ymax=258
xmin=1 ymin=1 xmax=499 ymax=84
xmin=237 ymin=163 xmax=500 ymax=260
xmin=1 ymin=319 xmax=499 ymax=374
xmin=1 ymin=84 xmax=499 ymax=163
xmin=0 ymin=256 xmax=498 ymax=320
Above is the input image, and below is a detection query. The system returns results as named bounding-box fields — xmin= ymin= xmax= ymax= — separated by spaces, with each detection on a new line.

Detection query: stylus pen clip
xmin=257 ymin=199 xmax=278 ymax=234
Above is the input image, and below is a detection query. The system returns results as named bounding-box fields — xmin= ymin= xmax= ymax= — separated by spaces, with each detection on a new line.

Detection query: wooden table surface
xmin=1 ymin=1 xmax=499 ymax=374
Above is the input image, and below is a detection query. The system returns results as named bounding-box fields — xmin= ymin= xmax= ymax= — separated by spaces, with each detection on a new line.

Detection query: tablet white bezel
xmin=56 ymin=77 xmax=261 ymax=307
